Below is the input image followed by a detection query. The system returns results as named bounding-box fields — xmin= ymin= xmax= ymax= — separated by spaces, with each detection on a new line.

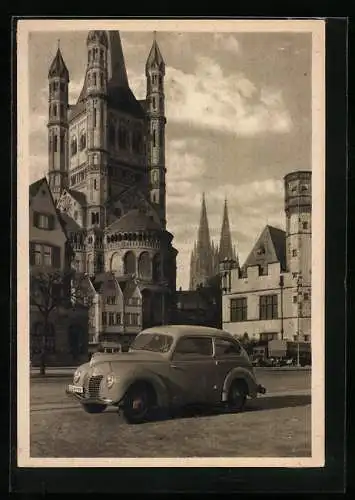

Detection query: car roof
xmin=139 ymin=325 xmax=237 ymax=340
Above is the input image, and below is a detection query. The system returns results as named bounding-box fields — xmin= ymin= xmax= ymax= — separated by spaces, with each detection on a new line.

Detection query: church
xmin=189 ymin=193 xmax=238 ymax=290
xmin=42 ymin=30 xmax=178 ymax=348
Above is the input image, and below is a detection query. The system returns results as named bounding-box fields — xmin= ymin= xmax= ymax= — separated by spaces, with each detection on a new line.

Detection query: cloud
xmin=213 ymin=33 xmax=240 ymax=53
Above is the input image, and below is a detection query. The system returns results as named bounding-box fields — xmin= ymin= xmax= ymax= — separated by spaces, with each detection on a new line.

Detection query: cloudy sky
xmin=28 ymin=29 xmax=312 ymax=290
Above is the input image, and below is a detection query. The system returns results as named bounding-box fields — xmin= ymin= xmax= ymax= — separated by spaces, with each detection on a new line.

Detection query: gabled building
xmin=29 ymin=177 xmax=89 ymax=366
xmin=221 ymin=170 xmax=312 ymax=344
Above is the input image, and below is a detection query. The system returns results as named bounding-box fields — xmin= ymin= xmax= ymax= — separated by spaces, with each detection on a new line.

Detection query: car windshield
xmin=130 ymin=333 xmax=174 ymax=353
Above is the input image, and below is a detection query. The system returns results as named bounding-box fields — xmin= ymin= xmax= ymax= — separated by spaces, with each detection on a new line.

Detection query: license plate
xmin=68 ymin=384 xmax=84 ymax=394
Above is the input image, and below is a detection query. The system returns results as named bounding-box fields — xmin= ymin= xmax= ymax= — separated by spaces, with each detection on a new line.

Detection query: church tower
xmin=145 ymin=33 xmax=166 ymax=229
xmin=218 ymin=198 xmax=238 ymax=265
xmin=85 ymin=31 xmax=109 ymax=273
xmin=189 ymin=193 xmax=214 ymax=290
xmin=47 ymin=44 xmax=69 ymax=203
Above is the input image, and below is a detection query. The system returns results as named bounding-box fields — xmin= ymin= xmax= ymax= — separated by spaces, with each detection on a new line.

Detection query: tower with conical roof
xmin=47 ymin=43 xmax=69 ymax=202
xmin=145 ymin=32 xmax=167 ymax=229
xmin=218 ymin=198 xmax=238 ymax=265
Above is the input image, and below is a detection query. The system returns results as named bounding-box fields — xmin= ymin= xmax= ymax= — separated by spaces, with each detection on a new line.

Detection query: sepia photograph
xmin=17 ymin=18 xmax=325 ymax=468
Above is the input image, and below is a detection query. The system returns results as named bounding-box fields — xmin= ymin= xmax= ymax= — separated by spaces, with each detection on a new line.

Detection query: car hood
xmin=89 ymin=350 xmax=166 ymax=366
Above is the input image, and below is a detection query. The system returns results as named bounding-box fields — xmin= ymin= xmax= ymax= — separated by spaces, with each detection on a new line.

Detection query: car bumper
xmin=65 ymin=386 xmax=114 ymax=406
xmin=257 ymin=384 xmax=266 ymax=394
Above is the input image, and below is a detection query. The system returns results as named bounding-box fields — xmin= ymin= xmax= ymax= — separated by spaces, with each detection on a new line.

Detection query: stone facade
xmin=221 ymin=171 xmax=312 ymax=343
xmin=41 ymin=31 xmax=178 ymax=349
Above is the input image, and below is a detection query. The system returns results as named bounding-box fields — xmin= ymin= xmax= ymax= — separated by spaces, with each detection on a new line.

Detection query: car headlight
xmin=106 ymin=373 xmax=116 ymax=389
xmin=73 ymin=369 xmax=81 ymax=384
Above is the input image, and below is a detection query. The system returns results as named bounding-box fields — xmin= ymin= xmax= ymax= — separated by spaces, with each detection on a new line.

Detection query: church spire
xmin=218 ymin=198 xmax=235 ymax=262
xmin=197 ymin=192 xmax=212 ymax=254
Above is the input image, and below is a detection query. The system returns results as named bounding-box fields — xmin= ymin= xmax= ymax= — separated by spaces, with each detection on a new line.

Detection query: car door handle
xmin=170 ymin=364 xmax=183 ymax=370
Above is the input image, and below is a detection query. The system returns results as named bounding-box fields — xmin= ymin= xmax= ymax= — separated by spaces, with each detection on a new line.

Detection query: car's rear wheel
xmin=81 ymin=403 xmax=106 ymax=414
xmin=121 ymin=382 xmax=156 ymax=424
xmin=226 ymin=379 xmax=248 ymax=412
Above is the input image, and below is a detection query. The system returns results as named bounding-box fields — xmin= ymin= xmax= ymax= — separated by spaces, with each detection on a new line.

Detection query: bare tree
xmin=30 ymin=269 xmax=92 ymax=375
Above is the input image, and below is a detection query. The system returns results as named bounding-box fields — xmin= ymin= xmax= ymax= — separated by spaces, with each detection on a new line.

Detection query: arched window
xmin=123 ymin=251 xmax=136 ymax=275
xmin=71 ymin=136 xmax=77 ymax=156
xmin=93 ymin=73 xmax=97 ymax=86
xmin=79 ymin=132 xmax=86 ymax=151
xmin=110 ymin=252 xmax=121 ymax=274
xmin=53 ymin=104 xmax=57 ymax=117
xmin=138 ymin=252 xmax=151 ymax=279
xmin=152 ymin=253 xmax=162 ymax=282
xmin=118 ymin=124 xmax=128 ymax=150
xmin=109 ymin=123 xmax=116 ymax=146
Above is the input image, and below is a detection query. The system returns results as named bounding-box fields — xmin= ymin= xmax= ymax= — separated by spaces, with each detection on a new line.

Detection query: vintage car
xmin=66 ymin=325 xmax=266 ymax=424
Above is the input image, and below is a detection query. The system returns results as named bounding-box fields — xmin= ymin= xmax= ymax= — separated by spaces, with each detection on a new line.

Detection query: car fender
xmin=111 ymin=369 xmax=170 ymax=408
xmin=222 ymin=367 xmax=258 ymax=401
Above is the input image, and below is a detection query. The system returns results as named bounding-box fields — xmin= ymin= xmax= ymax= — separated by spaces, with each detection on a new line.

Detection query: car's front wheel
xmin=226 ymin=379 xmax=248 ymax=412
xmin=81 ymin=403 xmax=106 ymax=414
xmin=121 ymin=382 xmax=156 ymax=424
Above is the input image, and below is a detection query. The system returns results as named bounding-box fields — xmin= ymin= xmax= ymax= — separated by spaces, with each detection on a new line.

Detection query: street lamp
xmin=279 ymin=275 xmax=284 ymax=340
xmin=219 ymin=257 xmax=237 ymax=294
xmin=296 ymin=274 xmax=303 ymax=367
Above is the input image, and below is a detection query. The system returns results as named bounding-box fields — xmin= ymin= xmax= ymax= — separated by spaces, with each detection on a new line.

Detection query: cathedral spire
xmin=218 ymin=198 xmax=235 ymax=262
xmin=197 ymin=193 xmax=212 ymax=253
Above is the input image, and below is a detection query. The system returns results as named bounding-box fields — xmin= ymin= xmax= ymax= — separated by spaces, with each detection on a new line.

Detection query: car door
xmin=169 ymin=336 xmax=215 ymax=406
xmin=213 ymin=337 xmax=250 ymax=400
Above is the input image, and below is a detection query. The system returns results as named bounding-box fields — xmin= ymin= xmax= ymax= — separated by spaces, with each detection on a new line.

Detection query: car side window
xmin=173 ymin=337 xmax=213 ymax=360
xmin=214 ymin=338 xmax=242 ymax=357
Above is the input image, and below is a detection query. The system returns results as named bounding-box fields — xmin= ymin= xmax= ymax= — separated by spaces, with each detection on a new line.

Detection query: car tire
xmin=226 ymin=379 xmax=248 ymax=412
xmin=121 ymin=382 xmax=156 ymax=424
xmin=81 ymin=403 xmax=106 ymax=414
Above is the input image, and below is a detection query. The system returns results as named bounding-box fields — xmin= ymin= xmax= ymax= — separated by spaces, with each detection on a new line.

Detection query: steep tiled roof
xmin=67 ymin=189 xmax=87 ymax=207
xmin=107 ymin=209 xmax=161 ymax=233
xmin=242 ymin=224 xmax=286 ymax=273
xmin=59 ymin=212 xmax=81 ymax=231
xmin=29 ymin=178 xmax=46 ymax=199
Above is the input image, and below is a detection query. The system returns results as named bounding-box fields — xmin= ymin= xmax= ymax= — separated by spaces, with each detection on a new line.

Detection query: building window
xmin=108 ymin=312 xmax=115 ymax=326
xmin=118 ymin=125 xmax=128 ymax=149
xmin=106 ymin=296 xmax=116 ymax=305
xmin=109 ymin=123 xmax=115 ymax=146
xmin=102 ymin=312 xmax=107 ymax=326
xmin=71 ymin=136 xmax=77 ymax=156
xmin=100 ymin=73 xmax=104 ymax=87
xmin=292 ymin=272 xmax=298 ymax=279
xmin=259 ymin=294 xmax=278 ymax=320
xmin=79 ymin=132 xmax=86 ymax=151
xmin=53 ymin=104 xmax=57 ymax=117
xmin=91 ymin=212 xmax=99 ymax=225
xmin=33 ymin=212 xmax=54 ymax=230
xmin=93 ymin=108 xmax=97 ymax=128
xmin=93 ymin=73 xmax=97 ymax=86
xmin=292 ymin=249 xmax=297 ymax=257
xmin=116 ymin=313 xmax=121 ymax=325
xmin=152 ymin=74 xmax=157 ymax=84
xmin=293 ymin=296 xmax=298 ymax=303
xmin=152 ymin=97 xmax=156 ymax=109
xmin=153 ymin=129 xmax=156 ymax=147
xmin=304 ymin=335 xmax=310 ymax=342
xmin=304 ymin=293 xmax=309 ymax=300
xmin=30 ymin=243 xmax=60 ymax=268
xmin=60 ymin=135 xmax=65 ymax=153
xmin=159 ymin=75 xmax=163 ymax=85
xmin=123 ymin=251 xmax=136 ymax=275
xmin=94 ymin=179 xmax=97 ymax=190
xmin=53 ymin=135 xmax=58 ymax=153
xmin=302 ymin=221 xmax=309 ymax=230
xmin=230 ymin=298 xmax=247 ymax=322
